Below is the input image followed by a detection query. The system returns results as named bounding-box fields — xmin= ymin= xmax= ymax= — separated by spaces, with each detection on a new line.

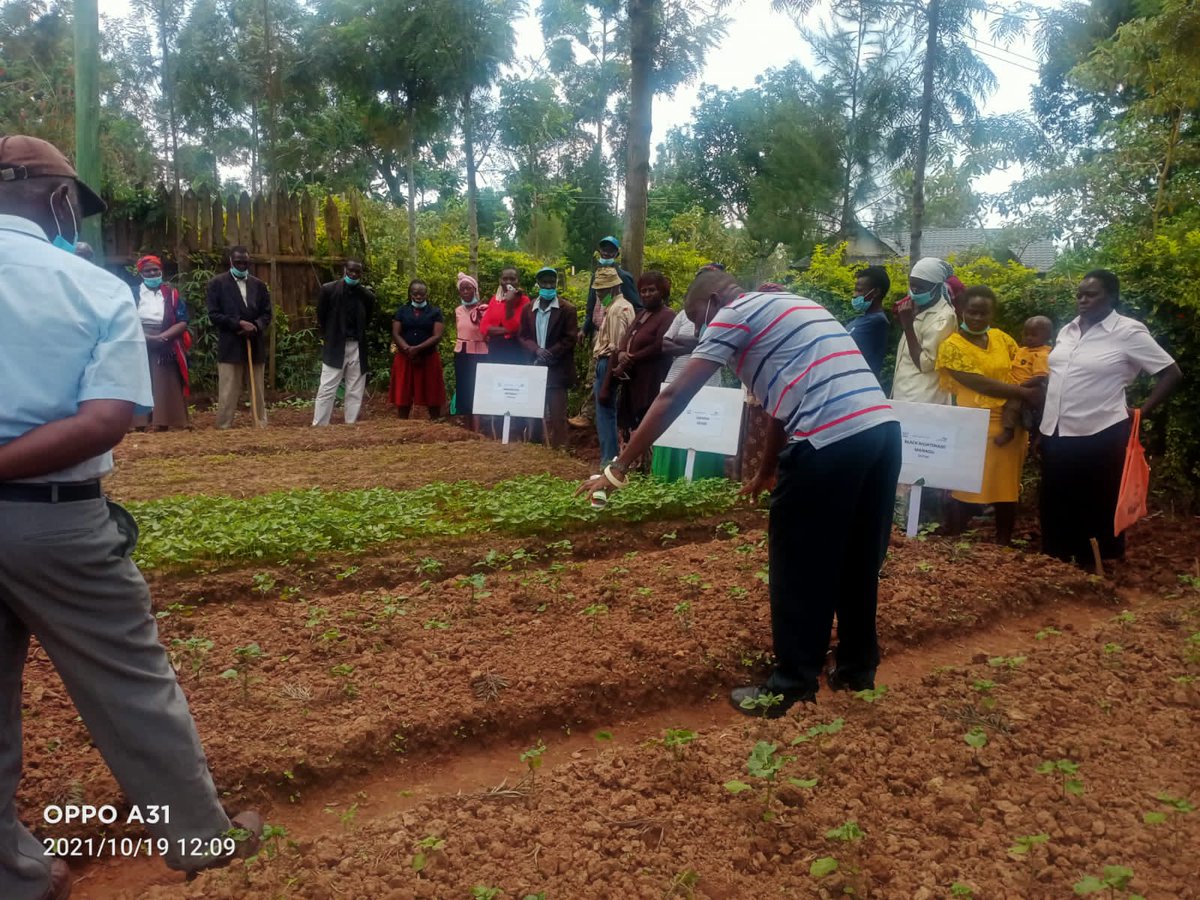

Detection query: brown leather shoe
xmin=40 ymin=858 xmax=71 ymax=900
xmin=184 ymin=810 xmax=265 ymax=881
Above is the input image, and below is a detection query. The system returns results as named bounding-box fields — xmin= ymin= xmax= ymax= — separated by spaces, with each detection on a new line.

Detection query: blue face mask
xmin=143 ymin=276 xmax=163 ymax=290
xmin=460 ymin=296 xmax=478 ymax=306
xmin=50 ymin=193 xmax=78 ymax=253
xmin=344 ymin=276 xmax=360 ymax=286
xmin=597 ymin=257 xmax=616 ymax=267
xmin=960 ymin=322 xmax=990 ymax=336
xmin=910 ymin=288 xmax=938 ymax=308
xmin=411 ymin=299 xmax=427 ymax=308
xmin=52 ymin=234 xmax=77 ymax=253
xmin=851 ymin=294 xmax=872 ymax=314
xmin=539 ymin=288 xmax=558 ymax=301
xmin=230 ymin=266 xmax=249 ymax=279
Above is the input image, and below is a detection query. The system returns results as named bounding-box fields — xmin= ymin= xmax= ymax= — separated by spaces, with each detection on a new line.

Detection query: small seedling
xmin=520 ymin=740 xmax=547 ymax=785
xmin=988 ymin=655 xmax=1027 ymax=670
xmin=415 ymin=557 xmax=442 ymax=576
xmin=673 ymin=601 xmax=693 ymax=631
xmin=728 ymin=586 xmax=749 ymax=600
xmin=581 ymin=602 xmax=609 ymax=634
xmin=1073 ymin=864 xmax=1137 ymax=896
xmin=666 ymin=868 xmax=701 ymax=898
xmin=594 ymin=730 xmax=614 ymax=742
xmin=1007 ymin=833 xmax=1050 ymax=858
xmin=1112 ymin=610 xmax=1136 ymax=625
xmin=252 ymin=572 xmax=277 ymax=594
xmin=724 ymin=740 xmax=795 ymax=821
xmin=423 ymin=618 xmax=450 ymax=630
xmin=330 ymin=663 xmax=358 ymax=697
xmin=470 ymin=888 xmax=502 ymax=900
xmin=950 ymin=884 xmax=976 ymax=898
xmin=964 ymin=726 xmax=988 ymax=750
xmin=810 ymin=857 xmax=839 ymax=878
xmin=1037 ymin=759 xmax=1084 ymax=797
xmin=1103 ymin=642 xmax=1123 ymax=655
xmin=853 ymin=685 xmax=888 ymax=703
xmin=170 ymin=637 xmax=214 ymax=680
xmin=1036 ymin=627 xmax=1062 ymax=640
xmin=660 ymin=728 xmax=698 ymax=762
xmin=791 ymin=718 xmax=846 ymax=745
xmin=410 ymin=835 xmax=444 ymax=874
xmin=456 ymin=573 xmax=492 ymax=612
xmin=825 ymin=820 xmax=865 ymax=842
xmin=738 ymin=690 xmax=785 ymax=718
xmin=219 ymin=642 xmax=263 ymax=699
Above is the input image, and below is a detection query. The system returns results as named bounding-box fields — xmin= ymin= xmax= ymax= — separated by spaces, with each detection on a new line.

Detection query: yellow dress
xmin=936 ymin=330 xmax=1026 ymax=504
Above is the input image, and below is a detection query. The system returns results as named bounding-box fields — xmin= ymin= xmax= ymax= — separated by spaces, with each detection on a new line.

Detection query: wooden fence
xmin=100 ymin=187 xmax=370 ymax=322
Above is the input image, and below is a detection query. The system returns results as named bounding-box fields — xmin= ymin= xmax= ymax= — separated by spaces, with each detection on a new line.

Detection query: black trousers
xmin=765 ymin=421 xmax=902 ymax=694
xmin=1040 ymin=418 xmax=1131 ymax=568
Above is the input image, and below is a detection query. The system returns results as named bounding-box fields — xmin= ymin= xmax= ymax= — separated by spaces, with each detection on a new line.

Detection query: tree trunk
xmin=840 ymin=7 xmax=867 ymax=234
xmin=622 ymin=0 xmax=656 ymax=279
xmin=1152 ymin=105 xmax=1182 ymax=232
xmin=159 ymin=9 xmax=181 ymax=263
xmin=262 ymin=0 xmax=277 ymax=191
xmin=463 ymin=90 xmax=480 ymax=279
xmin=910 ymin=0 xmax=939 ymax=264
xmin=407 ymin=125 xmax=418 ymax=277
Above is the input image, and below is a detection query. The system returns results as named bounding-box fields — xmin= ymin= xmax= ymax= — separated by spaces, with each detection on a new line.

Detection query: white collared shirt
xmin=1041 ymin=310 xmax=1175 ymax=438
xmin=891 ymin=299 xmax=957 ymax=404
xmin=234 ymin=275 xmax=248 ymax=305
xmin=138 ymin=284 xmax=166 ymax=324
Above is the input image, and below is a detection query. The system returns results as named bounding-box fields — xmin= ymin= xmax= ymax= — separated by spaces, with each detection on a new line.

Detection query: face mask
xmin=851 ymin=294 xmax=872 ymax=314
xmin=539 ymin=288 xmax=558 ymax=301
xmin=460 ymin=296 xmax=478 ymax=307
xmin=50 ymin=192 xmax=78 ymax=253
xmin=412 ymin=299 xmax=428 ymax=308
xmin=230 ymin=266 xmax=249 ymax=279
xmin=960 ymin=322 xmax=990 ymax=336
xmin=597 ymin=257 xmax=616 ymax=267
xmin=143 ymin=276 xmax=163 ymax=290
xmin=910 ymin=288 xmax=938 ymax=309
xmin=344 ymin=276 xmax=360 ymax=286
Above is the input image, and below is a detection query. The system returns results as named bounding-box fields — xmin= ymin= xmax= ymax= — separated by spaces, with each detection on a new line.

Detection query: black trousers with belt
xmin=1039 ymin=418 xmax=1131 ymax=569
xmin=764 ymin=421 xmax=902 ymax=694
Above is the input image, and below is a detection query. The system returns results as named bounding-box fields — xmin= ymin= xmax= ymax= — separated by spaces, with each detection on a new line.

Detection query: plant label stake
xmin=684 ymin=448 xmax=697 ymax=482
xmin=501 ymin=412 xmax=512 ymax=445
xmin=906 ymin=483 xmax=923 ymax=538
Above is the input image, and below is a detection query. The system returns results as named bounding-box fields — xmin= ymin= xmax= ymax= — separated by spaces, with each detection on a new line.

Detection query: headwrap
xmin=456 ymin=271 xmax=479 ymax=298
xmin=910 ymin=257 xmax=952 ymax=286
xmin=945 ymin=275 xmax=966 ymax=308
xmin=136 ymin=254 xmax=162 ymax=273
xmin=757 ymin=282 xmax=786 ymax=292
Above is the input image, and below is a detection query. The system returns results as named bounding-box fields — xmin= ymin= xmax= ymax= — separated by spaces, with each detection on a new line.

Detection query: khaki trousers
xmin=216 ymin=362 xmax=267 ymax=429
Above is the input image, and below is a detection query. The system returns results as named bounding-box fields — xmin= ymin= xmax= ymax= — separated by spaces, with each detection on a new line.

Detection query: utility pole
xmin=74 ymin=0 xmax=103 ymax=260
xmin=910 ymin=0 xmax=940 ymax=264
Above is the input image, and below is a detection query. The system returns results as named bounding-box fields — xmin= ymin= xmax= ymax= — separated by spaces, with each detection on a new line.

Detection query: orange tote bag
xmin=1114 ymin=409 xmax=1150 ymax=536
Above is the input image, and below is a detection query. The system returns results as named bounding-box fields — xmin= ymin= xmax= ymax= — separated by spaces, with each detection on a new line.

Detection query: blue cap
xmin=599 ymin=235 xmax=620 ymax=250
xmin=535 ymin=266 xmax=558 ymax=279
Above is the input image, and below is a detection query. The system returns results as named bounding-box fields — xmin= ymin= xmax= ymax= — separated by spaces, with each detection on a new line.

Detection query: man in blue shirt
xmin=0 ymin=135 xmax=260 ymax=899
xmin=845 ymin=265 xmax=891 ymax=379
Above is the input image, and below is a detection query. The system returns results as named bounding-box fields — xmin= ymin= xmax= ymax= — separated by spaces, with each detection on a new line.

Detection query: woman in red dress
xmin=389 ymin=279 xmax=447 ymax=419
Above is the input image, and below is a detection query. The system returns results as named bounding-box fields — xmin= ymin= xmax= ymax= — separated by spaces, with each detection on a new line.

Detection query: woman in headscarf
xmin=130 ymin=255 xmax=190 ymax=431
xmin=452 ymin=272 xmax=488 ymax=431
xmin=891 ymin=257 xmax=958 ymax=405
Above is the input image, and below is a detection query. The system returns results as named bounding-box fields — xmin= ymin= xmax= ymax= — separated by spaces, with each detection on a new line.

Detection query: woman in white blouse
xmin=130 ymin=255 xmax=191 ymax=430
xmin=1039 ymin=269 xmax=1182 ymax=569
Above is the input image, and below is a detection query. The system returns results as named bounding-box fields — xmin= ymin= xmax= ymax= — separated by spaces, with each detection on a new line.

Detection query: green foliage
xmin=1037 ymin=759 xmax=1084 ymax=798
xmin=127 ymin=474 xmax=741 ymax=569
xmin=1007 ymin=833 xmax=1049 ymax=857
xmin=1073 ymin=865 xmax=1136 ymax=896
xmin=963 ymin=727 xmax=988 ymax=750
xmin=810 ymin=857 xmax=839 ymax=878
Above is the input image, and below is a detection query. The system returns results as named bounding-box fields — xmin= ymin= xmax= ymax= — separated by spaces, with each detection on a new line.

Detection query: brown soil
xmin=17 ymin=415 xmax=1199 ymax=899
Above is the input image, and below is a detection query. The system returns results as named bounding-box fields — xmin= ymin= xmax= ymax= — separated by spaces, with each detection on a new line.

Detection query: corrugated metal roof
xmin=877 ymin=227 xmax=1057 ymax=272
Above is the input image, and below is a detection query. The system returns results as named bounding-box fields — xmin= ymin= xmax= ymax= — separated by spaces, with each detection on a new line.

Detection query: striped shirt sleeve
xmin=692 ymin=305 xmax=750 ymax=366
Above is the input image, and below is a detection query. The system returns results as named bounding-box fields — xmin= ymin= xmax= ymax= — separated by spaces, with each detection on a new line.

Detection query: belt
xmin=0 ymin=482 xmax=103 ymax=503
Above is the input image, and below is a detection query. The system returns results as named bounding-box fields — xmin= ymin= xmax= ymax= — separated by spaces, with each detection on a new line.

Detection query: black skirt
xmin=454 ymin=351 xmax=484 ymax=415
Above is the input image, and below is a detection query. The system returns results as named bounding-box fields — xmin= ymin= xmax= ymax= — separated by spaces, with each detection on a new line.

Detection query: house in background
xmin=841 ymin=224 xmax=1058 ymax=272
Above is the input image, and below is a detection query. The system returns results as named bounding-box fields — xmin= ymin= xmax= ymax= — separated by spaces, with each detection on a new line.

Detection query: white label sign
xmin=472 ymin=363 xmax=548 ymax=419
xmin=892 ymin=400 xmax=989 ymax=493
xmin=654 ymin=385 xmax=745 ymax=457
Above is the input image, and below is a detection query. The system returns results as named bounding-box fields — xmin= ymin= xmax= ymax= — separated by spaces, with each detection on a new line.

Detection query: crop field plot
xmin=21 ymin=414 xmax=1199 ymax=899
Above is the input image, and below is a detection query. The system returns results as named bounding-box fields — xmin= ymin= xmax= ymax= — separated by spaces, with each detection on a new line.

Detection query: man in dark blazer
xmin=313 ymin=258 xmax=376 ymax=426
xmin=519 ymin=267 xmax=579 ymax=449
xmin=206 ymin=245 xmax=272 ymax=428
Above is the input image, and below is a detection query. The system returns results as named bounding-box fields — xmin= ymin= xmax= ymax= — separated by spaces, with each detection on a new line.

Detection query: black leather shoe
xmin=826 ymin=666 xmax=875 ymax=692
xmin=40 ymin=858 xmax=71 ymax=900
xmin=729 ymin=684 xmax=815 ymax=718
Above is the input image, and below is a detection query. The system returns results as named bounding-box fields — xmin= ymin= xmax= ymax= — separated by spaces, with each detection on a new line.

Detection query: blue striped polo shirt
xmin=692 ymin=291 xmax=897 ymax=448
